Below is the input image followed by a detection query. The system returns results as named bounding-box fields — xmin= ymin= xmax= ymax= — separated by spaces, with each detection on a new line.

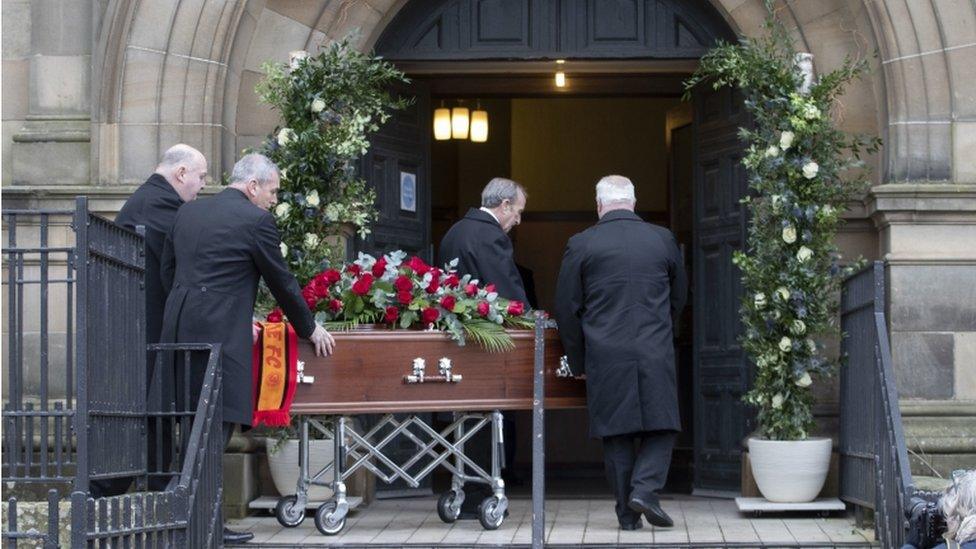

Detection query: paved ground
xmin=227 ymin=495 xmax=876 ymax=547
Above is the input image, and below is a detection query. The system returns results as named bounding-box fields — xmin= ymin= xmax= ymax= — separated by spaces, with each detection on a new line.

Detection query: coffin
xmin=293 ymin=327 xmax=586 ymax=414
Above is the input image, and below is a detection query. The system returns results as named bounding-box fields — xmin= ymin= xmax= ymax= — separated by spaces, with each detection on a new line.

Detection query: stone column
xmin=866 ymin=184 xmax=976 ymax=476
xmin=10 ymin=0 xmax=92 ymax=186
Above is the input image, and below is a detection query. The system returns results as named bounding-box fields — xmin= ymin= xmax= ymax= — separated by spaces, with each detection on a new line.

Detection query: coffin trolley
xmin=271 ymin=317 xmax=584 ymax=536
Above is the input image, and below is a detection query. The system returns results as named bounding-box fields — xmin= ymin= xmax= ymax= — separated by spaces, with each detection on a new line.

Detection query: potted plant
xmin=684 ymin=1 xmax=880 ymax=502
xmin=265 ymin=430 xmax=335 ymax=502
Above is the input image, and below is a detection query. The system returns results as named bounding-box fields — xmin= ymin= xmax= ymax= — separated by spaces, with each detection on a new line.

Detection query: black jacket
xmin=554 ymin=210 xmax=687 ymax=438
xmin=115 ymin=174 xmax=183 ymax=348
xmin=437 ymin=208 xmax=528 ymax=304
xmin=159 ymin=188 xmax=315 ymax=425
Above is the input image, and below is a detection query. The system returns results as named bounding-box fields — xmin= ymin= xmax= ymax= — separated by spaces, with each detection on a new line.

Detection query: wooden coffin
xmin=292 ymin=327 xmax=586 ymax=414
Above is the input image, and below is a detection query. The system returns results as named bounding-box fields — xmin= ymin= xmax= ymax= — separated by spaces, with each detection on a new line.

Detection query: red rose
xmin=371 ymin=257 xmax=387 ymax=278
xmin=440 ymin=295 xmax=457 ymax=312
xmin=397 ymin=290 xmax=413 ymax=305
xmin=486 ymin=284 xmax=496 ymax=294
xmin=406 ymin=256 xmax=430 ymax=275
xmin=429 ymin=268 xmax=442 ymax=280
xmin=477 ymin=301 xmax=490 ymax=317
xmin=444 ymin=274 xmax=460 ymax=288
xmin=346 ymin=263 xmax=361 ymax=276
xmin=305 ymin=296 xmax=317 ymax=310
xmin=394 ymin=275 xmax=413 ymax=292
xmin=266 ymin=308 xmax=283 ymax=322
xmin=328 ymin=299 xmax=343 ymax=313
xmin=425 ymin=278 xmax=440 ymax=294
xmin=323 ymin=269 xmax=342 ymax=285
xmin=384 ymin=306 xmax=399 ymax=324
xmin=464 ymin=283 xmax=478 ymax=297
xmin=421 ymin=307 xmax=439 ymax=325
xmin=310 ymin=276 xmax=330 ymax=299
xmin=507 ymin=300 xmax=525 ymax=316
xmin=301 ymin=285 xmax=319 ymax=307
xmin=351 ymin=274 xmax=374 ymax=296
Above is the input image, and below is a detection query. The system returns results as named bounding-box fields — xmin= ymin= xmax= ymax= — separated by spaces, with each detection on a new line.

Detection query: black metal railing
xmin=3 ymin=198 xmax=224 ymax=547
xmin=839 ymin=260 xmax=914 ymax=548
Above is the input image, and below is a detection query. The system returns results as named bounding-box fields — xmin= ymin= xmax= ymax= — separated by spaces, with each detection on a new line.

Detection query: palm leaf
xmin=504 ymin=315 xmax=535 ymax=330
xmin=324 ymin=320 xmax=360 ymax=332
xmin=463 ymin=319 xmax=515 ymax=353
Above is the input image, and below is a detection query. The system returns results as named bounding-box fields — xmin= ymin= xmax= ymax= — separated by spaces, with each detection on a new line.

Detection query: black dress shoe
xmin=223 ymin=527 xmax=254 ymax=544
xmin=628 ymin=496 xmax=673 ymax=528
xmin=619 ymin=519 xmax=643 ymax=531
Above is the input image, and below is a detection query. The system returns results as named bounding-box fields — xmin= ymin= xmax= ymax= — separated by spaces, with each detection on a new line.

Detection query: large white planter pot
xmin=748 ymin=437 xmax=831 ymax=503
xmin=266 ymin=438 xmax=334 ymax=500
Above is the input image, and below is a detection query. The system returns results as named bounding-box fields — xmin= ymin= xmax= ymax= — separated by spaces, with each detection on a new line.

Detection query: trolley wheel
xmin=314 ymin=500 xmax=347 ymax=536
xmin=274 ymin=495 xmax=306 ymax=528
xmin=437 ymin=492 xmax=461 ymax=523
xmin=478 ymin=496 xmax=505 ymax=530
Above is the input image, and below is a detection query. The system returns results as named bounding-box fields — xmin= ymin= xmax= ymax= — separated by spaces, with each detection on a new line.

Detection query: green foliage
xmin=684 ymin=2 xmax=881 ymax=441
xmin=463 ymin=320 xmax=516 ymax=353
xmin=254 ymin=36 xmax=410 ymax=284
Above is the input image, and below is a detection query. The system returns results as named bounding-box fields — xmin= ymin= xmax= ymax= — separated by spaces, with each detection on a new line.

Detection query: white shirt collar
xmin=479 ymin=207 xmax=500 ymax=225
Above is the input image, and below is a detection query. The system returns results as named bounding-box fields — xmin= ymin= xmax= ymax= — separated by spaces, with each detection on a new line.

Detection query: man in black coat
xmin=555 ymin=175 xmax=687 ymax=531
xmin=160 ymin=153 xmax=334 ymax=543
xmin=90 ymin=144 xmax=208 ymax=498
xmin=437 ymin=177 xmax=528 ymax=517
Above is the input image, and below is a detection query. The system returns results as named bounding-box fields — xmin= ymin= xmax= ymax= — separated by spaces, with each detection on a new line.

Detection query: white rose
xmin=303 ymin=233 xmax=320 ymax=249
xmin=806 ymin=339 xmax=817 ymax=354
xmin=776 ymin=287 xmax=791 ymax=302
xmin=279 ymin=242 xmax=288 ymax=258
xmin=779 ymin=131 xmax=795 ymax=150
xmin=772 ymin=309 xmax=782 ymax=320
xmin=311 ymin=98 xmax=326 ymax=113
xmin=795 ymin=372 xmax=813 ymax=388
xmin=306 ymin=190 xmax=320 ymax=207
xmin=791 ymin=319 xmax=806 ymax=335
xmin=802 ymin=161 xmax=819 ymax=179
xmin=782 ymin=225 xmax=797 ymax=244
xmin=754 ymin=292 xmax=767 ymax=309
xmin=770 ymin=194 xmax=784 ymax=213
xmin=288 ymin=50 xmax=308 ymax=71
xmin=779 ymin=336 xmax=793 ymax=352
xmin=277 ymin=128 xmax=296 ymax=146
xmin=274 ymin=202 xmax=290 ymax=218
xmin=803 ymin=103 xmax=821 ymax=120
xmin=796 ymin=246 xmax=813 ymax=262
xmin=771 ymin=394 xmax=784 ymax=409
xmin=764 ymin=146 xmax=780 ymax=158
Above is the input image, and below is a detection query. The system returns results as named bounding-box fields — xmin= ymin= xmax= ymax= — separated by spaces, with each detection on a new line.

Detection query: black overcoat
xmin=554 ymin=210 xmax=687 ymax=438
xmin=159 ymin=188 xmax=315 ymax=425
xmin=437 ymin=208 xmax=528 ymax=304
xmin=115 ymin=174 xmax=183 ymax=348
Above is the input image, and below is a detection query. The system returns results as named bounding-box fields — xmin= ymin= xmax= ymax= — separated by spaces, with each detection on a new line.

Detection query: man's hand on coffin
xmin=309 ymin=324 xmax=335 ymax=357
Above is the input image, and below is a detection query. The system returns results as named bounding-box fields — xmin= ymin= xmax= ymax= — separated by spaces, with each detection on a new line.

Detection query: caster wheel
xmin=437 ymin=492 xmax=461 ymax=523
xmin=478 ymin=496 xmax=505 ymax=530
xmin=274 ymin=495 xmax=305 ymax=528
xmin=314 ymin=500 xmax=347 ymax=536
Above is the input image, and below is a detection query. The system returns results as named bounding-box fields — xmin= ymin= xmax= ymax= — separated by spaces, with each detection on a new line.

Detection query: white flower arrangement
xmin=802 ymin=161 xmax=819 ymax=179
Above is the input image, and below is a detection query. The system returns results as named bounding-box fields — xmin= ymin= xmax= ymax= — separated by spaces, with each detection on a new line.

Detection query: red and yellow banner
xmin=251 ymin=321 xmax=298 ymax=427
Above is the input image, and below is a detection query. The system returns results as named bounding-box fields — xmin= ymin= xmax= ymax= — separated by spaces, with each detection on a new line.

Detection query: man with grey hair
xmin=90 ymin=144 xmax=208 ymax=499
xmin=437 ymin=177 xmax=528 ymax=518
xmin=555 ymin=175 xmax=687 ymax=531
xmin=160 ymin=153 xmax=334 ymax=544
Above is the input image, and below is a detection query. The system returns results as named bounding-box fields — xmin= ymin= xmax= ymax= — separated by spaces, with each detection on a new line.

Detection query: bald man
xmin=91 ymin=144 xmax=208 ymax=498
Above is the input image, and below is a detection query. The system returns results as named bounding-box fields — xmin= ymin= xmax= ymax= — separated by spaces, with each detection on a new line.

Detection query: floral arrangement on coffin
xmin=267 ymin=251 xmax=534 ymax=352
xmin=683 ymin=1 xmax=881 ymax=442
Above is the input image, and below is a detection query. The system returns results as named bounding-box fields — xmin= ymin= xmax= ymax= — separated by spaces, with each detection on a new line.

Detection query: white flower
xmin=776 ymin=287 xmax=791 ymax=302
xmin=806 ymin=339 xmax=817 ymax=354
xmin=764 ymin=145 xmax=780 ymax=158
xmin=779 ymin=336 xmax=793 ymax=352
xmin=803 ymin=103 xmax=821 ymax=120
xmin=782 ymin=225 xmax=797 ymax=244
xmin=274 ymin=202 xmax=290 ymax=218
xmin=288 ymin=50 xmax=308 ymax=71
xmin=277 ymin=128 xmax=296 ymax=146
xmin=306 ymin=190 xmax=320 ymax=207
xmin=771 ymin=394 xmax=785 ymax=409
xmin=802 ymin=161 xmax=819 ymax=179
xmin=772 ymin=309 xmax=782 ymax=320
xmin=279 ymin=242 xmax=288 ymax=258
xmin=303 ymin=233 xmax=320 ymax=249
xmin=796 ymin=246 xmax=813 ymax=262
xmin=280 ymin=168 xmax=288 ymax=180
xmin=770 ymin=194 xmax=784 ymax=212
xmin=795 ymin=372 xmax=813 ymax=388
xmin=311 ymin=98 xmax=326 ymax=113
xmin=791 ymin=319 xmax=806 ymax=335
xmin=754 ymin=292 xmax=767 ymax=309
xmin=779 ymin=131 xmax=795 ymax=150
